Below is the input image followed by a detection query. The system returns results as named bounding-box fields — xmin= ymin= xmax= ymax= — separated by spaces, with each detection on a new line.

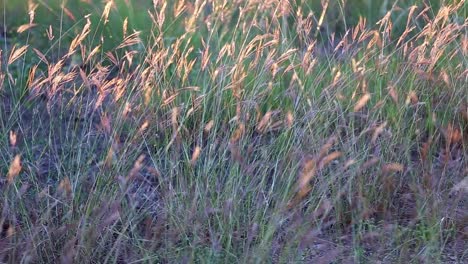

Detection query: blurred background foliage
xmin=0 ymin=0 xmax=465 ymax=52
xmin=1 ymin=0 xmax=151 ymax=50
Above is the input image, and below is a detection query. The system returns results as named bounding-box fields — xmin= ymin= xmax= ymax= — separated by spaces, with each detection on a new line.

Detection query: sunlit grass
xmin=0 ymin=0 xmax=466 ymax=263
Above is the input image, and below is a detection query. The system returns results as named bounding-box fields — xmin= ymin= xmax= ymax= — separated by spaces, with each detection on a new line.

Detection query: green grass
xmin=1 ymin=0 xmax=467 ymax=263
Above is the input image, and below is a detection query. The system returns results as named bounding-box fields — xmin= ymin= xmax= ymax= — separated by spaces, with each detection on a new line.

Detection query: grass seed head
xmin=190 ymin=146 xmax=202 ymax=166
xmin=382 ymin=163 xmax=404 ymax=174
xmin=318 ymin=136 xmax=338 ymax=161
xmin=371 ymin=121 xmax=388 ymax=144
xmin=387 ymin=85 xmax=398 ymax=104
xmin=288 ymin=158 xmax=317 ymax=208
xmin=230 ymin=123 xmax=245 ymax=143
xmin=204 ymin=120 xmax=214 ymax=134
xmin=7 ymin=155 xmax=22 ymax=184
xmin=58 ymin=177 xmax=73 ymax=198
xmin=9 ymin=131 xmax=17 ymax=148
xmin=443 ymin=124 xmax=462 ymax=145
xmin=256 ymin=111 xmax=273 ymax=134
xmin=8 ymin=45 xmax=29 ymax=65
xmin=406 ymin=91 xmax=419 ymax=105
xmin=285 ymin=111 xmax=294 ymax=128
xmin=354 ymin=93 xmax=371 ymax=112
xmin=319 ymin=151 xmax=342 ymax=170
xmin=17 ymin=23 xmax=37 ymax=34
xmin=101 ymin=0 xmax=113 ymax=25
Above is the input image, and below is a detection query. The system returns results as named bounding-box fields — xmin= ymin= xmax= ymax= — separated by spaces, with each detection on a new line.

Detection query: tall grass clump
xmin=0 ymin=0 xmax=466 ymax=263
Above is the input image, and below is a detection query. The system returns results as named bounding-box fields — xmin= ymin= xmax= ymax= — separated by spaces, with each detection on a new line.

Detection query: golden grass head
xmin=8 ymin=45 xmax=28 ymax=65
xmin=58 ymin=177 xmax=73 ymax=199
xmin=7 ymin=155 xmax=22 ymax=185
xmin=382 ymin=163 xmax=404 ymax=174
xmin=9 ymin=131 xmax=17 ymax=148
xmin=190 ymin=146 xmax=202 ymax=166
xmin=353 ymin=93 xmax=371 ymax=112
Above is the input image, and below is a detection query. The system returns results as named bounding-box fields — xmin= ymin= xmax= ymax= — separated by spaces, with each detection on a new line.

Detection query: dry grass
xmin=0 ymin=0 xmax=467 ymax=263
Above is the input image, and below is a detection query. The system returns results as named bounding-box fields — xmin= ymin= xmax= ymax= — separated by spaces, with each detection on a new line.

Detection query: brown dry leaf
xmin=354 ymin=93 xmax=371 ymax=112
xmin=17 ymin=23 xmax=37 ymax=33
xmin=8 ymin=45 xmax=29 ymax=65
xmin=7 ymin=155 xmax=22 ymax=184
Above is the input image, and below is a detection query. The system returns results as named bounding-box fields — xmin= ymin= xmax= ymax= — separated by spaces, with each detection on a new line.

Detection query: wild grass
xmin=0 ymin=0 xmax=467 ymax=263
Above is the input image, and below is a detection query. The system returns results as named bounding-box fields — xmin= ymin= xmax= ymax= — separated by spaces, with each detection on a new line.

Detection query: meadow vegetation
xmin=0 ymin=0 xmax=467 ymax=263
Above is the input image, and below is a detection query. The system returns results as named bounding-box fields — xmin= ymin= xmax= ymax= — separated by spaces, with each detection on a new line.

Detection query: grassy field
xmin=0 ymin=0 xmax=467 ymax=263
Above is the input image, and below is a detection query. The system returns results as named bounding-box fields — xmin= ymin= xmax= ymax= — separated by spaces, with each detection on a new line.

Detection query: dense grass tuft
xmin=1 ymin=0 xmax=466 ymax=263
